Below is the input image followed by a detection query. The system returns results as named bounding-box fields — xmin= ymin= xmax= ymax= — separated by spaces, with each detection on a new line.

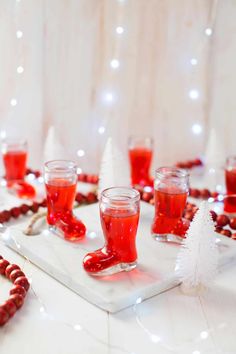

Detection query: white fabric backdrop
xmin=0 ymin=0 xmax=235 ymax=174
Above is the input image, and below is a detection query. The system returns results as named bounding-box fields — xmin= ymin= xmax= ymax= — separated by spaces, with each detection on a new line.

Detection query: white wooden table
xmin=0 ymin=181 xmax=235 ymax=354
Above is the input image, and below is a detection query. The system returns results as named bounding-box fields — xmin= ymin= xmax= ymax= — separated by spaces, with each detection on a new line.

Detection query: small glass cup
xmin=224 ymin=156 xmax=236 ymax=214
xmin=128 ymin=136 xmax=153 ymax=187
xmin=1 ymin=138 xmax=27 ymax=184
xmin=44 ymin=160 xmax=86 ymax=241
xmin=151 ymin=167 xmax=189 ymax=242
xmin=83 ymin=187 xmax=140 ymax=276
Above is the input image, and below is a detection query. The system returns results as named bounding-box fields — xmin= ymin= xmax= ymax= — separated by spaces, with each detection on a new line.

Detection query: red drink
xmin=152 ymin=188 xmax=188 ymax=236
xmin=151 ymin=167 xmax=189 ymax=242
xmin=44 ymin=160 xmax=86 ymax=241
xmin=46 ymin=179 xmax=76 ymax=225
xmin=83 ymin=187 xmax=140 ymax=275
xmin=224 ymin=168 xmax=236 ymax=213
xmin=101 ymin=209 xmax=139 ymax=263
xmin=129 ymin=147 xmax=153 ymax=186
xmin=3 ymin=151 xmax=27 ymax=182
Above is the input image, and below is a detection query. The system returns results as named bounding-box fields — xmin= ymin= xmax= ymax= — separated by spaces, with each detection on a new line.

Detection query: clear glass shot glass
xmin=1 ymin=138 xmax=27 ymax=184
xmin=83 ymin=187 xmax=140 ymax=276
xmin=151 ymin=167 xmax=189 ymax=242
xmin=224 ymin=156 xmax=236 ymax=214
xmin=44 ymin=160 xmax=86 ymax=241
xmin=128 ymin=136 xmax=153 ymax=187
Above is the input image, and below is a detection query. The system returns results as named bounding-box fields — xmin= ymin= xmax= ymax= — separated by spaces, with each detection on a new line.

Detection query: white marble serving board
xmin=2 ymin=202 xmax=236 ymax=313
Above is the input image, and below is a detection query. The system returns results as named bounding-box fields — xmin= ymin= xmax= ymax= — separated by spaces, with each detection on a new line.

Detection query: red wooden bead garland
xmin=0 ymin=256 xmax=30 ymax=326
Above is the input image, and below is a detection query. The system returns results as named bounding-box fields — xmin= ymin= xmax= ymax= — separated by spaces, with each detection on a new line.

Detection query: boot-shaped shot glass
xmin=44 ymin=160 xmax=86 ymax=241
xmin=151 ymin=167 xmax=189 ymax=243
xmin=83 ymin=187 xmax=140 ymax=276
xmin=1 ymin=138 xmax=36 ymax=199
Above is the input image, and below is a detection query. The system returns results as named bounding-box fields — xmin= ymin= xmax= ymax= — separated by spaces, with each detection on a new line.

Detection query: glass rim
xmin=155 ymin=166 xmax=189 ymax=179
xmin=128 ymin=135 xmax=153 ymax=144
xmin=1 ymin=137 xmax=27 ymax=146
xmin=101 ymin=186 xmax=140 ymax=203
xmin=44 ymin=159 xmax=77 ymax=173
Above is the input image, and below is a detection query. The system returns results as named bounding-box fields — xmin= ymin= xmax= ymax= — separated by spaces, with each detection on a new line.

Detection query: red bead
xmin=10 ymin=207 xmax=21 ymax=218
xmin=10 ymin=270 xmax=25 ymax=282
xmin=215 ymin=226 xmax=223 ymax=233
xmin=10 ymin=285 xmax=26 ymax=298
xmin=194 ymin=158 xmax=202 ymax=166
xmin=142 ymin=192 xmax=152 ymax=202
xmin=39 ymin=199 xmax=47 ymax=208
xmin=229 ymin=217 xmax=236 ymax=230
xmin=216 ymin=214 xmax=230 ymax=227
xmin=184 ymin=211 xmax=194 ymax=221
xmin=0 ymin=259 xmax=10 ymax=274
xmin=5 ymin=264 xmax=20 ymax=279
xmin=210 ymin=210 xmax=217 ymax=222
xmin=190 ymin=189 xmax=200 ymax=198
xmin=75 ymin=193 xmax=85 ymax=204
xmin=9 ymin=294 xmax=24 ymax=309
xmin=220 ymin=229 xmax=232 ymax=237
xmin=30 ymin=202 xmax=39 ymax=213
xmin=14 ymin=276 xmax=30 ymax=291
xmin=231 ymin=233 xmax=236 ymax=240
xmin=0 ymin=255 xmax=3 ymax=259
xmin=2 ymin=300 xmax=17 ymax=317
xmin=34 ymin=171 xmax=41 ymax=178
xmin=86 ymin=192 xmax=97 ymax=204
xmin=1 ymin=210 xmax=11 ymax=222
xmin=149 ymin=198 xmax=154 ymax=205
xmin=0 ymin=308 xmax=9 ymax=326
xmin=20 ymin=204 xmax=30 ymax=215
xmin=200 ymin=189 xmax=211 ymax=199
xmin=0 ymin=213 xmax=7 ymax=223
xmin=211 ymin=192 xmax=219 ymax=199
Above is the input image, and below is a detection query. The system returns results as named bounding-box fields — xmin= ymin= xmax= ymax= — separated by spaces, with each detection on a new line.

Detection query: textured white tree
xmin=43 ymin=126 xmax=65 ymax=162
xmin=176 ymin=201 xmax=219 ymax=295
xmin=98 ymin=137 xmax=130 ymax=198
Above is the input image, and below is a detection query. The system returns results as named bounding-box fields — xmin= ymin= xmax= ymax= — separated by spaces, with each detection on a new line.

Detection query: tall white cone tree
xmin=176 ymin=201 xmax=219 ymax=295
xmin=43 ymin=126 xmax=65 ymax=162
xmin=98 ymin=137 xmax=130 ymax=198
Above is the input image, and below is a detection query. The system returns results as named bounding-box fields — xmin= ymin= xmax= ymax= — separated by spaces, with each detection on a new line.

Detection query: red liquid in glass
xmin=46 ymin=179 xmax=86 ymax=240
xmin=3 ymin=151 xmax=27 ymax=182
xmin=129 ymin=147 xmax=153 ymax=186
xmin=152 ymin=187 xmax=188 ymax=236
xmin=224 ymin=169 xmax=236 ymax=213
xmin=83 ymin=209 xmax=139 ymax=273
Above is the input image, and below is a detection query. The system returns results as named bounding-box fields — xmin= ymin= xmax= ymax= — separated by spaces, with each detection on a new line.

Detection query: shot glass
xmin=128 ymin=136 xmax=153 ymax=187
xmin=151 ymin=167 xmax=189 ymax=242
xmin=2 ymin=138 xmax=27 ymax=184
xmin=83 ymin=187 xmax=140 ymax=275
xmin=44 ymin=160 xmax=86 ymax=241
xmin=224 ymin=156 xmax=236 ymax=214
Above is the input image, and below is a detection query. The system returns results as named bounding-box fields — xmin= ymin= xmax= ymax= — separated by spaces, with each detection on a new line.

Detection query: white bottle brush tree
xmin=98 ymin=137 xmax=130 ymax=198
xmin=176 ymin=201 xmax=219 ymax=295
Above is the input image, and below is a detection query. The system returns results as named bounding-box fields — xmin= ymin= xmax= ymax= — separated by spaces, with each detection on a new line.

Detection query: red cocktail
xmin=3 ymin=151 xmax=27 ymax=182
xmin=151 ymin=167 xmax=189 ymax=242
xmin=224 ymin=156 xmax=236 ymax=213
xmin=44 ymin=160 xmax=86 ymax=241
xmin=83 ymin=187 xmax=140 ymax=275
xmin=1 ymin=138 xmax=36 ymax=199
xmin=128 ymin=137 xmax=153 ymax=186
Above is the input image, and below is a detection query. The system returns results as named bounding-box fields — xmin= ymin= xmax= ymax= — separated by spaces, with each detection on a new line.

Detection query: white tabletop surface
xmin=0 ymin=180 xmax=236 ymax=354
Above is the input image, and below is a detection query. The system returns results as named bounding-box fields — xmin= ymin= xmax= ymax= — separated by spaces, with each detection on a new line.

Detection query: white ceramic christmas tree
xmin=43 ymin=126 xmax=65 ymax=162
xmin=176 ymin=201 xmax=218 ymax=295
xmin=98 ymin=137 xmax=130 ymax=198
